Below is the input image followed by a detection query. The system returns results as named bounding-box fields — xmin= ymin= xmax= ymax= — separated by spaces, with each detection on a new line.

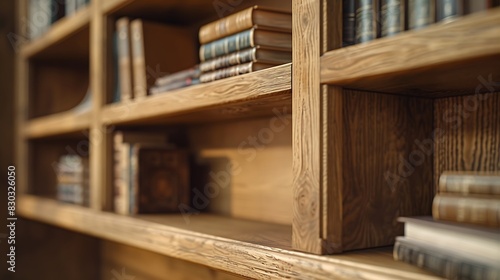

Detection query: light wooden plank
xmin=320 ymin=8 xmax=500 ymax=96
xmin=20 ymin=4 xmax=92 ymax=59
xmin=24 ymin=110 xmax=91 ymax=139
xmin=18 ymin=195 xmax=440 ymax=280
xmin=292 ymin=0 xmax=323 ymax=254
xmin=101 ymin=64 xmax=291 ymax=125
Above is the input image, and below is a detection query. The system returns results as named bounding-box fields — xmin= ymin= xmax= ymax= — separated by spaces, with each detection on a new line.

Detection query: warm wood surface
xmin=292 ymin=0 xmax=324 ymax=254
xmin=18 ymin=195 xmax=440 ymax=280
xmin=24 ymin=109 xmax=91 ymax=139
xmin=101 ymin=64 xmax=291 ymax=125
xmin=321 ymin=8 xmax=500 ymax=96
xmin=434 ymin=92 xmax=500 ymax=190
xmin=20 ymin=4 xmax=91 ymax=60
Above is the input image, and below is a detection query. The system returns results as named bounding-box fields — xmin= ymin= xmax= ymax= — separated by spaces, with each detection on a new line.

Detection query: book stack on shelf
xmin=55 ymin=154 xmax=89 ymax=206
xmin=395 ymin=172 xmax=500 ymax=279
xmin=197 ymin=6 xmax=292 ymax=83
xmin=114 ymin=17 xmax=197 ymax=102
xmin=343 ymin=0 xmax=500 ymax=45
xmin=113 ymin=131 xmax=189 ymax=215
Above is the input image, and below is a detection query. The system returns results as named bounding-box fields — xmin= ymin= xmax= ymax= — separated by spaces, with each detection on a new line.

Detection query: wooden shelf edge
xmin=24 ymin=109 xmax=91 ymax=139
xmin=18 ymin=195 xmax=439 ymax=280
xmin=320 ymin=8 xmax=500 ymax=96
xmin=20 ymin=4 xmax=92 ymax=59
xmin=101 ymin=63 xmax=292 ymax=125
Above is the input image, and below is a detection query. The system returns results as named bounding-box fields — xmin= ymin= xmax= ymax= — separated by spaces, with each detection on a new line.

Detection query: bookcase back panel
xmin=338 ymin=89 xmax=434 ymax=251
xmin=188 ymin=117 xmax=293 ymax=225
xmin=434 ymin=92 xmax=500 ymax=190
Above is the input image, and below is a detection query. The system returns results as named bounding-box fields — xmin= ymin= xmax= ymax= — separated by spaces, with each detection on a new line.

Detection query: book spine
xmin=155 ymin=67 xmax=200 ymax=87
xmin=150 ymin=78 xmax=199 ymax=95
xmin=199 ymin=7 xmax=254 ymax=44
xmin=200 ymin=48 xmax=257 ymax=72
xmin=200 ymin=62 xmax=256 ymax=83
xmin=65 ymin=0 xmax=76 ymax=17
xmin=130 ymin=145 xmax=137 ymax=214
xmin=394 ymin=240 xmax=499 ymax=279
xmin=436 ymin=0 xmax=464 ymax=23
xmin=381 ymin=0 xmax=405 ymax=37
xmin=343 ymin=0 xmax=356 ymax=46
xmin=408 ymin=0 xmax=436 ymax=30
xmin=432 ymin=195 xmax=500 ymax=227
xmin=130 ymin=20 xmax=147 ymax=99
xmin=116 ymin=18 xmax=132 ymax=102
xmin=355 ymin=0 xmax=378 ymax=44
xmin=439 ymin=173 xmax=500 ymax=196
xmin=199 ymin=29 xmax=254 ymax=61
xmin=114 ymin=138 xmax=130 ymax=215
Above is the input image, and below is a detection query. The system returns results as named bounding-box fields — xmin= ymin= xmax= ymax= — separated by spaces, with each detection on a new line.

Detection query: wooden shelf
xmin=18 ymin=194 xmax=440 ymax=280
xmin=21 ymin=5 xmax=91 ymax=60
xmin=321 ymin=8 xmax=500 ymax=97
xmin=24 ymin=109 xmax=91 ymax=139
xmin=101 ymin=64 xmax=291 ymax=125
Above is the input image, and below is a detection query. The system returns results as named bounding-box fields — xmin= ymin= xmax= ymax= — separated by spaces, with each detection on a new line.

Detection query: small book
xmin=436 ymin=0 xmax=464 ymax=23
xmin=380 ymin=0 xmax=405 ymax=37
xmin=115 ymin=18 xmax=133 ymax=102
xmin=150 ymin=78 xmax=200 ymax=95
xmin=130 ymin=145 xmax=190 ymax=214
xmin=408 ymin=0 xmax=436 ymax=30
xmin=432 ymin=194 xmax=500 ymax=227
xmin=199 ymin=28 xmax=292 ymax=62
xmin=199 ymin=6 xmax=291 ymax=44
xmin=200 ymin=62 xmax=277 ymax=83
xmin=199 ymin=47 xmax=291 ymax=73
xmin=439 ymin=171 xmax=500 ymax=196
xmin=154 ymin=66 xmax=200 ymax=87
xmin=355 ymin=0 xmax=379 ymax=43
xmin=130 ymin=19 xmax=197 ymax=99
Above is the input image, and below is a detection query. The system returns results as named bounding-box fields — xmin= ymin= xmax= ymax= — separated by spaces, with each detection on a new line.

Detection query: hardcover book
xmin=436 ymin=0 xmax=464 ymax=23
xmin=355 ymin=0 xmax=379 ymax=43
xmin=408 ymin=0 xmax=436 ymax=30
xmin=381 ymin=0 xmax=405 ymax=37
xmin=200 ymin=62 xmax=277 ymax=83
xmin=116 ymin=18 xmax=133 ymax=102
xmin=343 ymin=0 xmax=356 ymax=46
xmin=439 ymin=171 xmax=500 ymax=196
xmin=432 ymin=194 xmax=500 ymax=227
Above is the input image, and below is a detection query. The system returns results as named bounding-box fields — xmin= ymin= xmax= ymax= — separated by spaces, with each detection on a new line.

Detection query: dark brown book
xmin=130 ymin=19 xmax=197 ymax=99
xmin=199 ymin=5 xmax=291 ymax=44
xmin=433 ymin=194 xmax=500 ymax=227
xmin=343 ymin=0 xmax=356 ymax=46
xmin=439 ymin=171 xmax=500 ymax=196
xmin=130 ymin=145 xmax=190 ymax=214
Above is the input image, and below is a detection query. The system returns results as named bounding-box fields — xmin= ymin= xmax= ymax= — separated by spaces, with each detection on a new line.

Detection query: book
xmin=439 ymin=171 xmax=500 ymax=196
xmin=65 ymin=0 xmax=77 ymax=17
xmin=150 ymin=78 xmax=200 ymax=95
xmin=154 ymin=66 xmax=200 ymax=87
xmin=116 ymin=18 xmax=133 ymax=102
xmin=465 ymin=0 xmax=499 ymax=14
xmin=112 ymin=31 xmax=121 ymax=103
xmin=130 ymin=19 xmax=197 ymax=99
xmin=29 ymin=0 xmax=51 ymax=39
xmin=408 ymin=0 xmax=436 ymax=30
xmin=343 ymin=0 xmax=356 ymax=46
xmin=199 ymin=28 xmax=292 ymax=62
xmin=380 ymin=0 xmax=405 ymax=37
xmin=50 ymin=0 xmax=65 ymax=24
xmin=436 ymin=0 xmax=464 ymax=23
xmin=199 ymin=47 xmax=291 ymax=73
xmin=130 ymin=145 xmax=190 ymax=214
xmin=199 ymin=6 xmax=291 ymax=44
xmin=433 ymin=194 xmax=500 ymax=227
xmin=355 ymin=0 xmax=379 ymax=43
xmin=113 ymin=131 xmax=169 ymax=215
xmin=200 ymin=62 xmax=277 ymax=83
xmin=399 ymin=217 xmax=500 ymax=261
xmin=56 ymin=155 xmax=89 ymax=206
xmin=394 ymin=237 xmax=500 ymax=280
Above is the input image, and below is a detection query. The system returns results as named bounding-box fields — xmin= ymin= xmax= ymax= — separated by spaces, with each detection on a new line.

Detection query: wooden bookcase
xmin=14 ymin=0 xmax=499 ymax=279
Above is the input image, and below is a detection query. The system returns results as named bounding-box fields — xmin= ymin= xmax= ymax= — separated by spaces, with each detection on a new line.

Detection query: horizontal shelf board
xmin=102 ymin=64 xmax=291 ymax=125
xmin=321 ymin=8 xmax=500 ymax=97
xmin=24 ymin=109 xmax=91 ymax=139
xmin=21 ymin=5 xmax=91 ymax=60
xmin=18 ymin=195 xmax=439 ymax=280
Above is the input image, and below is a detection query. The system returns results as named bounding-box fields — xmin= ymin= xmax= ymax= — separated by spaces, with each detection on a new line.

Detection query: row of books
xmin=28 ymin=0 xmax=90 ymax=40
xmin=394 ymin=171 xmax=500 ymax=279
xmin=148 ymin=6 xmax=292 ymax=94
xmin=344 ymin=0 xmax=500 ymax=45
xmin=55 ymin=154 xmax=89 ymax=206
xmin=113 ymin=131 xmax=189 ymax=215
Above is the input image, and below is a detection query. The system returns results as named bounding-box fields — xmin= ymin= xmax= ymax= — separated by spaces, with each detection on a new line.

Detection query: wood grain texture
xmin=101 ymin=241 xmax=248 ymax=280
xmin=18 ymin=195 xmax=439 ymax=280
xmin=101 ymin=64 xmax=291 ymax=125
xmin=321 ymin=8 xmax=500 ymax=96
xmin=24 ymin=110 xmax=91 ymax=139
xmin=292 ymin=0 xmax=323 ymax=254
xmin=434 ymin=92 xmax=500 ymax=191
xmin=339 ymin=90 xmax=434 ymax=251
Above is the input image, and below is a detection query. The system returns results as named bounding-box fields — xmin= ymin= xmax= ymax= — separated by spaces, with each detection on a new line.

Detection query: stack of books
xmin=394 ymin=171 xmax=500 ymax=279
xmin=56 ymin=154 xmax=89 ymax=206
xmin=113 ymin=131 xmax=189 ymax=215
xmin=149 ymin=65 xmax=201 ymax=95
xmin=343 ymin=0 xmax=500 ymax=46
xmin=197 ymin=6 xmax=292 ymax=83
